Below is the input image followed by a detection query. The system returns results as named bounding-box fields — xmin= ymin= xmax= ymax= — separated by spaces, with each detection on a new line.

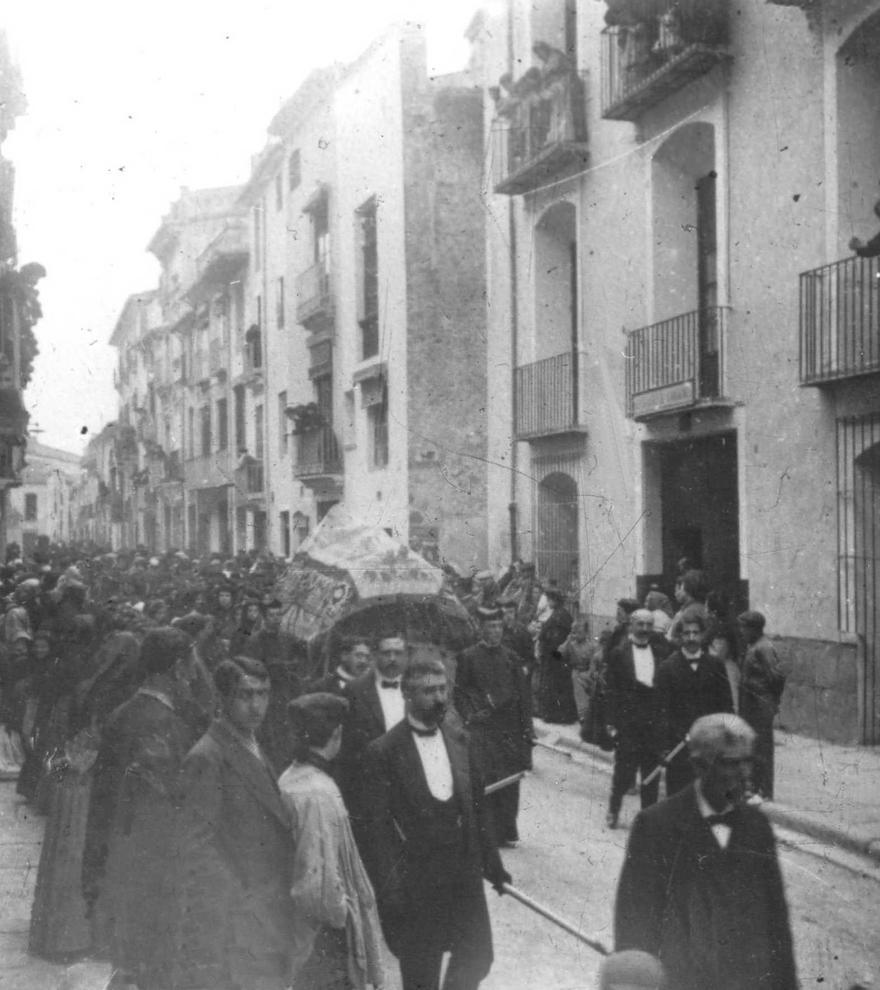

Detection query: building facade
xmin=471 ymin=0 xmax=880 ymax=744
xmin=6 ymin=441 xmax=81 ymax=552
xmin=97 ymin=25 xmax=490 ymax=573
xmin=238 ymin=25 xmax=489 ymax=569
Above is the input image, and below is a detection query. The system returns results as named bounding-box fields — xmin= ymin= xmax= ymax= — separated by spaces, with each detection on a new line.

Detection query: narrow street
xmin=1 ymin=748 xmax=879 ymax=990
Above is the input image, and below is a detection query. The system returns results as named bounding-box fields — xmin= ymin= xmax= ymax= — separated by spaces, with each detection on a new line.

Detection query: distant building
xmin=6 ymin=441 xmax=81 ymax=553
xmin=100 ymin=24 xmax=489 ymax=571
xmin=70 ymin=424 xmax=119 ymax=549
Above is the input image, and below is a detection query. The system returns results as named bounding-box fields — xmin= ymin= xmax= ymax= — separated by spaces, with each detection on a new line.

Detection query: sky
xmin=3 ymin=0 xmax=484 ymax=454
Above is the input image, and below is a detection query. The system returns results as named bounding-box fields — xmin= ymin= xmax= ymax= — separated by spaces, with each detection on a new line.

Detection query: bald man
xmin=615 ymin=714 xmax=797 ymax=990
xmin=605 ymin=609 xmax=670 ymax=828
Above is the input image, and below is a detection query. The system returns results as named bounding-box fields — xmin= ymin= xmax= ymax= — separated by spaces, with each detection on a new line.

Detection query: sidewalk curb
xmin=537 ymin=724 xmax=880 ymax=867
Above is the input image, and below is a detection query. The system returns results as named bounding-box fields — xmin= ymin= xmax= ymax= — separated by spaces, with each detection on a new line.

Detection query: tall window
xmin=275 ymin=173 xmax=283 ymax=212
xmin=188 ymin=407 xmax=195 ymax=458
xmin=253 ymin=202 xmax=263 ymax=272
xmin=216 ymin=398 xmax=228 ymax=450
xmin=276 ymin=276 xmax=285 ymax=328
xmin=366 ymin=382 xmax=388 ymax=468
xmin=246 ymin=325 xmax=263 ymax=370
xmin=278 ymin=391 xmax=288 ymax=455
xmin=200 ymin=405 xmax=211 ymax=456
xmin=254 ymin=404 xmax=265 ymax=461
xmin=357 ymin=197 xmax=379 ymax=359
xmin=288 ymin=150 xmax=301 ymax=192
xmin=24 ymin=493 xmax=37 ymax=522
xmin=234 ymin=386 xmax=246 ymax=451
xmin=280 ymin=510 xmax=291 ymax=558
xmin=313 ymin=195 xmax=330 ymax=272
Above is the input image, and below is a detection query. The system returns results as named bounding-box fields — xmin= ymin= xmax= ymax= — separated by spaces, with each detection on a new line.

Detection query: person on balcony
xmin=849 ymin=199 xmax=880 ymax=258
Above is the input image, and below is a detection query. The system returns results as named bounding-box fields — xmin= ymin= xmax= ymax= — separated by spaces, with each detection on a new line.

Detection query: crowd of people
xmin=0 ymin=541 xmax=805 ymax=989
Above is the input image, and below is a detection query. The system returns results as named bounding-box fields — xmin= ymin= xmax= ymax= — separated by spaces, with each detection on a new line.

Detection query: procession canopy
xmin=275 ymin=505 xmax=475 ymax=673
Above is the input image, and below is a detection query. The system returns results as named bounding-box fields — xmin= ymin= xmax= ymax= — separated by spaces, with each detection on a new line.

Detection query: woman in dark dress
xmin=29 ymin=590 xmax=111 ymax=960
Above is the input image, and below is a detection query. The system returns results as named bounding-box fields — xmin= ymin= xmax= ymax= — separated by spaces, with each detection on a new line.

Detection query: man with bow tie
xmin=655 ymin=606 xmax=733 ymax=796
xmin=605 ymin=609 xmax=671 ymax=828
xmin=362 ymin=657 xmax=511 ymax=990
xmin=614 ymin=713 xmax=798 ymax=990
xmin=337 ymin=634 xmax=409 ymax=844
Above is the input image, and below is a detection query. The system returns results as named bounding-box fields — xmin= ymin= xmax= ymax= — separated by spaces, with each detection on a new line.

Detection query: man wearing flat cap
xmin=614 ymin=713 xmax=797 ymax=990
xmin=737 ymin=610 xmax=786 ymax=800
xmin=455 ymin=606 xmax=532 ymax=847
xmin=279 ymin=693 xmax=383 ymax=990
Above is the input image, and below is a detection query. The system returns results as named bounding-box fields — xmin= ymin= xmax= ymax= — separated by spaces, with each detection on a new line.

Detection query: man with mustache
xmin=614 ymin=713 xmax=797 ymax=990
xmin=362 ymin=657 xmax=511 ymax=990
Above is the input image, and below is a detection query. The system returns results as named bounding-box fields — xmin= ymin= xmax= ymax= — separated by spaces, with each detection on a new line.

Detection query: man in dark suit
xmin=615 ymin=713 xmax=798 ymax=990
xmin=171 ymin=656 xmax=294 ymax=990
xmin=363 ymin=657 xmax=511 ymax=990
xmin=455 ymin=607 xmax=532 ymax=846
xmin=605 ymin=608 xmax=671 ymax=828
xmin=655 ymin=606 xmax=733 ymax=795
xmin=337 ymin=634 xmax=408 ymax=838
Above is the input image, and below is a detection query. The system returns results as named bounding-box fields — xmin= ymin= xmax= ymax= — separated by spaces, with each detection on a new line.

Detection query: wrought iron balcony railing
xmin=601 ymin=1 xmax=729 ymax=121
xmin=799 ymin=255 xmax=880 ymax=386
xmin=296 ymin=263 xmax=334 ymax=330
xmin=492 ymin=70 xmax=588 ymax=196
xmin=625 ymin=306 xmax=728 ymax=419
xmin=514 ymin=350 xmax=586 ymax=440
xmin=294 ymin=424 xmax=342 ymax=478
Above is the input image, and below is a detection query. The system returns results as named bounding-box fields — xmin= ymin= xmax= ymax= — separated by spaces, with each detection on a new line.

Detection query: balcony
xmin=626 ymin=306 xmax=728 ymax=420
xmin=514 ymin=351 xmax=587 ymax=441
xmin=187 ymin=221 xmax=249 ymax=304
xmin=296 ymin=262 xmax=334 ymax=331
xmin=294 ymin=424 xmax=342 ymax=479
xmin=492 ymin=69 xmax=588 ymax=196
xmin=800 ymin=256 xmax=880 ymax=386
xmin=601 ymin=1 xmax=729 ymax=122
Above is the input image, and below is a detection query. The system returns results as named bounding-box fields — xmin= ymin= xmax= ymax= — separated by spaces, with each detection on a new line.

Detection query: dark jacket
xmin=362 ymin=718 xmax=504 ymax=902
xmin=170 ymin=719 xmax=294 ymax=989
xmin=337 ymin=671 xmax=391 ymax=830
xmin=83 ymin=688 xmax=198 ymax=985
xmin=655 ymin=650 xmax=733 ymax=750
xmin=362 ymin=717 xmax=504 ymax=977
xmin=615 ymin=784 xmax=797 ymax=990
xmin=605 ymin=637 xmax=671 ymax=730
xmin=454 ymin=641 xmax=533 ymax=778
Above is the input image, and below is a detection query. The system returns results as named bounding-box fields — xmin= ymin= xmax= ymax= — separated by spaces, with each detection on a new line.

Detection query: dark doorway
xmin=657 ymin=432 xmax=741 ymax=608
xmin=854 ymin=442 xmax=880 ymax=743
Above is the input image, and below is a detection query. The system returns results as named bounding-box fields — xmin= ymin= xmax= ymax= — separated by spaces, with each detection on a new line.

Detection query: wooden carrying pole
xmin=484 ymin=771 xmax=526 ymax=796
xmin=641 ymin=736 xmax=689 ymax=788
xmin=501 ymin=883 xmax=610 ymax=956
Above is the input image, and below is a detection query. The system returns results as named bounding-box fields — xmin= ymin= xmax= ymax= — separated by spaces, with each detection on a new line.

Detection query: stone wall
xmin=402 ymin=59 xmax=488 ymax=572
xmin=775 ymin=636 xmax=860 ymax=746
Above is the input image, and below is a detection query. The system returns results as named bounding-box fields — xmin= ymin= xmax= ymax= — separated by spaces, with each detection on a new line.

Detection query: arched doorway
xmin=536 ymin=471 xmax=579 ymax=597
